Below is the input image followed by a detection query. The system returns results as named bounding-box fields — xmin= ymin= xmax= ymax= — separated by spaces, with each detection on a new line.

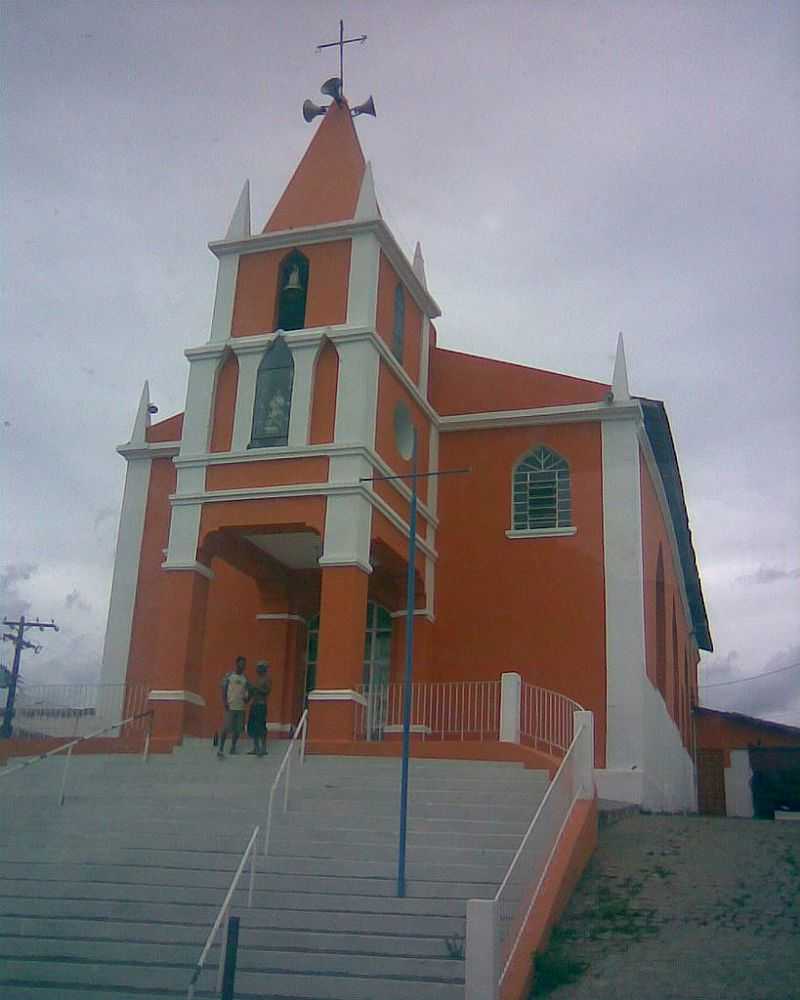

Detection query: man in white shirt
xmin=217 ymin=656 xmax=248 ymax=759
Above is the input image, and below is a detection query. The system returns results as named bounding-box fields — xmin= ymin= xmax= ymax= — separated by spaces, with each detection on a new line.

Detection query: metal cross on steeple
xmin=317 ymin=19 xmax=367 ymax=95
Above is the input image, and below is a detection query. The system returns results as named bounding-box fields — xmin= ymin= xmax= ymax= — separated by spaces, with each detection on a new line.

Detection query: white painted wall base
xmin=593 ymin=768 xmax=644 ymax=805
xmin=641 ymin=679 xmax=696 ymax=812
xmin=724 ymin=749 xmax=754 ymax=818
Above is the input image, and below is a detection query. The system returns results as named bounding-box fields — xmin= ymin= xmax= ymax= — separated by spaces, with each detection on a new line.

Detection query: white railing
xmin=187 ymin=824 xmax=260 ymax=1000
xmin=354 ymin=680 xmax=501 ymax=742
xmin=0 ymin=709 xmax=154 ymax=806
xmin=520 ymin=682 xmax=583 ymax=755
xmin=263 ymin=709 xmax=308 ymax=858
xmin=465 ymin=710 xmax=595 ymax=1000
xmin=3 ymin=683 xmax=150 ymax=741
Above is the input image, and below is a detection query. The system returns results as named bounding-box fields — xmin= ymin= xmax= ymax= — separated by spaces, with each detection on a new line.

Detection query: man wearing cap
xmin=246 ymin=661 xmax=272 ymax=757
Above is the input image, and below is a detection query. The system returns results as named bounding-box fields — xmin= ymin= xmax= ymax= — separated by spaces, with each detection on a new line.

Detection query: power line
xmin=698 ymin=660 xmax=800 ymax=689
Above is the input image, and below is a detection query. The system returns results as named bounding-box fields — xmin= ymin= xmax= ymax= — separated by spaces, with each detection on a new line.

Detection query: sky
xmin=2 ymin=1 xmax=798 ymax=724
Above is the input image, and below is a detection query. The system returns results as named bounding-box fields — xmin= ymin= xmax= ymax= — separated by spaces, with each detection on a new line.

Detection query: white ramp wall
xmin=642 ymin=678 xmax=696 ymax=812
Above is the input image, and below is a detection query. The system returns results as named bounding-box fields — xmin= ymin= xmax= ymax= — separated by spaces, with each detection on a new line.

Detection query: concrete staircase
xmin=0 ymin=738 xmax=550 ymax=999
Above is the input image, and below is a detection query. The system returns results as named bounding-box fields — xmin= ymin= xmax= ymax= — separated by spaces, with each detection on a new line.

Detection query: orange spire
xmin=263 ymin=101 xmax=367 ymax=233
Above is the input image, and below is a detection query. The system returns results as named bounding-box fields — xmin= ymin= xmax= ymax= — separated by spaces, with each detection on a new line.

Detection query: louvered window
xmin=512 ymin=447 xmax=572 ymax=531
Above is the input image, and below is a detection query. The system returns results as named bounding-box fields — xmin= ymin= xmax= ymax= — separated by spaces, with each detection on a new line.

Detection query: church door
xmin=363 ymin=602 xmax=392 ymax=740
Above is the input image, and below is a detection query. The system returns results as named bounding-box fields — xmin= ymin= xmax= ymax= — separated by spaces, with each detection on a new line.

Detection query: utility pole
xmin=1 ymin=615 xmax=59 ymax=739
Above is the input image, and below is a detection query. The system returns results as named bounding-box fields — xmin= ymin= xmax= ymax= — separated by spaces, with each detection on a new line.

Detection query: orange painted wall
xmin=430 ymin=347 xmax=609 ymax=415
xmin=696 ymin=711 xmax=800 ymax=751
xmin=374 ymin=360 xmax=431 ymax=505
xmin=126 ymin=457 xmax=176 ymax=689
xmin=209 ymin=353 xmax=238 ymax=453
xmin=199 ymin=495 xmax=326 ymax=541
xmin=205 ymin=457 xmax=329 ymax=492
xmin=375 ymin=252 xmax=423 ymax=385
xmin=196 ymin=558 xmax=271 ymax=736
xmin=309 ymin=339 xmax=339 ymax=444
xmin=230 ymin=241 xmax=350 ymax=337
xmin=434 ymin=422 xmax=607 ymax=765
xmin=640 ymin=452 xmax=698 ymax=751
xmin=146 ymin=413 xmax=183 ymax=443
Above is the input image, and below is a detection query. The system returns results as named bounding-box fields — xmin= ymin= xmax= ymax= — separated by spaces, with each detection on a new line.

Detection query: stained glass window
xmin=392 ymin=283 xmax=405 ymax=362
xmin=512 ymin=446 xmax=572 ymax=530
xmin=249 ymin=337 xmax=293 ymax=449
xmin=275 ymin=250 xmax=309 ymax=332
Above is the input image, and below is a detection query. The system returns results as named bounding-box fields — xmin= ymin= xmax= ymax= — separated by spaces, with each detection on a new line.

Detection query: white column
xmin=602 ymin=415 xmax=646 ymax=775
xmin=320 ymin=453 xmax=373 ymax=574
xmin=287 ymin=342 xmax=320 ymax=447
xmin=419 ymin=315 xmax=431 ymax=396
xmin=181 ymin=351 xmax=224 ymax=456
xmin=333 ymin=339 xmax=379 ymax=447
xmin=346 ymin=231 xmax=380 ymax=329
xmin=209 ymin=255 xmax=240 ymax=343
xmin=99 ymin=455 xmax=152 ymax=720
xmin=231 ymin=348 xmax=264 ymax=450
xmin=465 ymin=897 xmax=498 ymax=1000
xmin=574 ymin=710 xmax=595 ymax=799
xmin=499 ymin=672 xmax=521 ymax=744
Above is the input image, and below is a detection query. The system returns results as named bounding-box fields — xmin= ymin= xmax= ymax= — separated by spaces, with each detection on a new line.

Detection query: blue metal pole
xmin=397 ymin=434 xmax=418 ymax=898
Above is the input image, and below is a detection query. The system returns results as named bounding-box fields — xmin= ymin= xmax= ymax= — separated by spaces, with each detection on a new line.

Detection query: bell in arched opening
xmin=275 ymin=250 xmax=309 ymax=331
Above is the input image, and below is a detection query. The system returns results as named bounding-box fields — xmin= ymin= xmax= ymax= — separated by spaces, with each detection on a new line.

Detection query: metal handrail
xmin=0 ymin=709 xmax=154 ymax=805
xmin=187 ymin=824 xmax=260 ymax=1000
xmin=263 ymin=708 xmax=308 ymax=857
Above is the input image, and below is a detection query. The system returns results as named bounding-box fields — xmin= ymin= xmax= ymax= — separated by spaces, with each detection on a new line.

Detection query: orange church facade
xmin=101 ymin=101 xmax=711 ymax=810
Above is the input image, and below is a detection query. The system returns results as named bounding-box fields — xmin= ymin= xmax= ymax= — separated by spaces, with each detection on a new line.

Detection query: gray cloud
xmin=738 ymin=566 xmax=800 ymax=586
xmin=699 ymin=645 xmax=800 ymax=726
xmin=64 ymin=589 xmax=91 ymax=613
xmin=0 ymin=564 xmax=35 ymax=621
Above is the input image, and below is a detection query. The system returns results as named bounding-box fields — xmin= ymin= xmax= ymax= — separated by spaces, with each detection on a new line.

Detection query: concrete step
xmin=0 ymin=958 xmax=465 ymax=999
xmin=0 ymin=898 xmax=466 ymax=937
xmin=0 ymin=937 xmax=465 ymax=982
xmin=0 ymin=919 xmax=458 ymax=957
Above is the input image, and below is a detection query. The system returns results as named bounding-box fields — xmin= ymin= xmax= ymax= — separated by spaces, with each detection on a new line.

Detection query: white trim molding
xmin=117 ymin=441 xmax=181 ymax=460
xmin=307 ymin=688 xmax=368 ymax=707
xmin=148 ymin=689 xmax=207 ymax=707
xmin=505 ymin=527 xmax=577 ymax=539
xmin=160 ymin=560 xmax=214 ymax=580
xmin=256 ymin=613 xmax=307 ymax=624
xmin=440 ymin=400 xmax=640 ymax=433
xmin=209 ymin=218 xmax=441 ymax=320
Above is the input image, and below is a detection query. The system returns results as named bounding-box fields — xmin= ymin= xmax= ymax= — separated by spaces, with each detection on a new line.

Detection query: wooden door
xmin=697 ymin=749 xmax=726 ymax=815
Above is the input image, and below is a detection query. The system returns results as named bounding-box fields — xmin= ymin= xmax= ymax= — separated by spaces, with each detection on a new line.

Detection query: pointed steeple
xmin=354 ymin=161 xmax=380 ymax=221
xmin=412 ymin=242 xmax=427 ymax=289
xmin=130 ymin=381 xmax=152 ymax=444
xmin=264 ymin=101 xmax=367 ymax=232
xmin=225 ymin=180 xmax=251 ymax=240
xmin=611 ymin=333 xmax=631 ymax=402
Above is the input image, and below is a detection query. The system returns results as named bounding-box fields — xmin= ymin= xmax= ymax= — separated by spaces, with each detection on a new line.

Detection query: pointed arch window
xmin=392 ymin=283 xmax=405 ymax=362
xmin=275 ymin=250 xmax=309 ymax=332
xmin=249 ymin=337 xmax=293 ymax=449
xmin=510 ymin=446 xmax=573 ymax=533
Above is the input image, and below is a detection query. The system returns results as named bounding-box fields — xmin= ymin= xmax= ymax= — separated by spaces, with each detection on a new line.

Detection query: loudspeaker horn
xmin=351 ymin=96 xmax=376 ymax=118
xmin=320 ymin=77 xmax=343 ymax=102
xmin=393 ymin=402 xmax=415 ymax=462
xmin=302 ymin=99 xmax=329 ymax=123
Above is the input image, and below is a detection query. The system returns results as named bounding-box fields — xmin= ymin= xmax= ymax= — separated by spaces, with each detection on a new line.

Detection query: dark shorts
xmin=247 ymin=702 xmax=268 ymax=738
xmin=222 ymin=709 xmax=244 ymax=736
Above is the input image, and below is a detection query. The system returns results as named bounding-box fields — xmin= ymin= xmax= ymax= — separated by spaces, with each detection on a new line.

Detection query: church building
xmin=100 ymin=86 xmax=711 ymax=811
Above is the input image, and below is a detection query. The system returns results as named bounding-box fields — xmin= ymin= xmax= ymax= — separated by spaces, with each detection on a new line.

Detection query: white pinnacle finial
xmin=354 ymin=161 xmax=380 ymax=221
xmin=612 ymin=332 xmax=631 ymax=402
xmin=225 ymin=179 xmax=251 ymax=240
xmin=131 ymin=381 xmax=152 ymax=444
xmin=412 ymin=242 xmax=427 ymax=289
